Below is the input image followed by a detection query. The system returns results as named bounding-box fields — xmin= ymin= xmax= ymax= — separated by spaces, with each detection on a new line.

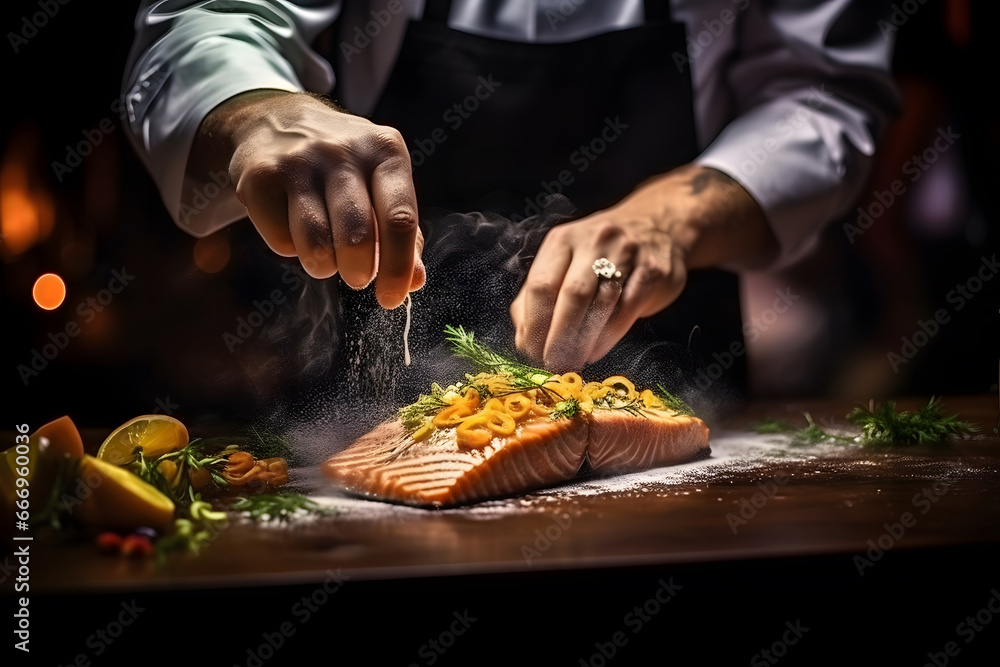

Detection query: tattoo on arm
xmin=688 ymin=168 xmax=736 ymax=196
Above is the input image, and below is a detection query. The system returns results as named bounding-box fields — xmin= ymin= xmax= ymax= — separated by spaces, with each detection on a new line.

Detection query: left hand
xmin=510 ymin=164 xmax=778 ymax=371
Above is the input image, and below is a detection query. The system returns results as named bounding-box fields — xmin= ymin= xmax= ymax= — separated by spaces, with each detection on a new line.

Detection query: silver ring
xmin=592 ymin=257 xmax=622 ymax=279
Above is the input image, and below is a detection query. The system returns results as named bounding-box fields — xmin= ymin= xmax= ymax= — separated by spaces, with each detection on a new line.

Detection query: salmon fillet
xmin=323 ymin=326 xmax=710 ymax=507
xmin=323 ymin=408 xmax=709 ymax=507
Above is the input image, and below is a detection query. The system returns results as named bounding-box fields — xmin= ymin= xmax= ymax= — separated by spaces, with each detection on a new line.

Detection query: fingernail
xmin=381 ymin=291 xmax=405 ymax=308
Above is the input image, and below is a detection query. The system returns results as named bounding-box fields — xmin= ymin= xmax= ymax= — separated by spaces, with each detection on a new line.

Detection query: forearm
xmin=619 ymin=164 xmax=780 ymax=273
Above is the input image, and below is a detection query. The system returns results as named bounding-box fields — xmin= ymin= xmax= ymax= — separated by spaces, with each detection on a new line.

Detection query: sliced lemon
xmin=97 ymin=415 xmax=189 ymax=465
xmin=76 ymin=455 xmax=175 ymax=531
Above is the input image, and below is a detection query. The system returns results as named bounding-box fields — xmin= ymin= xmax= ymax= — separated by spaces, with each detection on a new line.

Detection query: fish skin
xmin=323 ymin=411 xmax=708 ymax=507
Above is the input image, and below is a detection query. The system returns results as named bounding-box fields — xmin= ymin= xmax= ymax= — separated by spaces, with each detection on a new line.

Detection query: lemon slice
xmin=97 ymin=415 xmax=189 ymax=465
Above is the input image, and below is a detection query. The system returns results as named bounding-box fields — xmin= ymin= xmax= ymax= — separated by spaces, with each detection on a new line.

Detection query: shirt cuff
xmin=694 ymin=94 xmax=876 ymax=267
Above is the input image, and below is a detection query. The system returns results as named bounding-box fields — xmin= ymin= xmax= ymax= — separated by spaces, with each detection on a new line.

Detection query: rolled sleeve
xmin=692 ymin=0 xmax=900 ymax=264
xmin=122 ymin=1 xmax=338 ymax=236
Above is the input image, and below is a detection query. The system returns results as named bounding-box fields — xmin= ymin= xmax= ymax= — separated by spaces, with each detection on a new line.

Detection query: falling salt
xmin=403 ymin=293 xmax=412 ymax=366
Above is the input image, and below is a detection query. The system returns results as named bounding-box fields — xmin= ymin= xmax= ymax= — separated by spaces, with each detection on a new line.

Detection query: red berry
xmin=121 ymin=534 xmax=153 ymax=558
xmin=95 ymin=532 xmax=123 ymax=555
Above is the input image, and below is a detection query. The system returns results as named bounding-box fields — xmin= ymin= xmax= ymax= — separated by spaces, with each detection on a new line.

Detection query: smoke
xmin=250 ymin=194 xmax=738 ymax=471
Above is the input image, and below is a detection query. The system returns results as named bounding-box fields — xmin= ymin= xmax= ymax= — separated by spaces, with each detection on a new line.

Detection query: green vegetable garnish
xmin=750 ymin=412 xmax=854 ymax=447
xmin=444 ymin=324 xmax=551 ymax=389
xmin=848 ymin=397 xmax=978 ymax=447
xmin=232 ymin=493 xmax=336 ymax=523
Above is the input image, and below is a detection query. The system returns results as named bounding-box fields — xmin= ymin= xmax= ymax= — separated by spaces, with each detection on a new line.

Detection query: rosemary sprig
xmin=444 ymin=324 xmax=551 ymax=388
xmin=232 ymin=493 xmax=337 ymax=523
xmin=848 ymin=397 xmax=978 ymax=447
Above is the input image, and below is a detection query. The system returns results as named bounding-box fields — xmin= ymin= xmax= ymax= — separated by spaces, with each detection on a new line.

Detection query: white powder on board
xmin=305 ymin=431 xmax=854 ymax=519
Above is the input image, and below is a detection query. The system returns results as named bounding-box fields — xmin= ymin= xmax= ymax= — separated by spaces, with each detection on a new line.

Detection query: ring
xmin=592 ymin=258 xmax=622 ymax=279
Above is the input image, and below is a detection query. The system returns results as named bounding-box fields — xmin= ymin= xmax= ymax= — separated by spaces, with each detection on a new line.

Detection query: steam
xmin=248 ymin=194 xmax=736 ymax=473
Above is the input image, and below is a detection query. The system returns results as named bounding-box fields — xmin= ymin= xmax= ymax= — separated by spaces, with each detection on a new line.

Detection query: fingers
xmin=369 ymin=131 xmax=421 ymax=309
xmin=512 ymin=241 xmax=572 ymax=362
xmin=542 ymin=253 xmax=619 ymax=371
xmin=287 ymin=186 xmax=338 ymax=279
xmin=586 ymin=251 xmax=687 ymax=364
xmin=325 ymin=167 xmax=376 ymax=287
xmin=513 ymin=218 xmax=688 ymax=370
xmin=235 ymin=166 xmax=297 ymax=258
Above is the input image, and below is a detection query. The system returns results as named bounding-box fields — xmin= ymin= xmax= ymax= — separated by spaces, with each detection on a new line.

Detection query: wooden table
xmin=12 ymin=396 xmax=1000 ymax=665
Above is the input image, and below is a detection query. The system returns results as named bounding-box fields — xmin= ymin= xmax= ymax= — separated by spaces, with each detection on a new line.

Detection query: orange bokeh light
xmin=193 ymin=232 xmax=231 ymax=274
xmin=33 ymin=273 xmax=66 ymax=310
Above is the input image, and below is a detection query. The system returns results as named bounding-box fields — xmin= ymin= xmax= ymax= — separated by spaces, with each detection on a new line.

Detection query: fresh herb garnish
xmin=750 ymin=412 xmax=854 ymax=446
xmin=399 ymin=383 xmax=449 ymax=432
xmin=232 ymin=493 xmax=336 ymax=522
xmin=655 ymin=385 xmax=695 ymax=417
xmin=154 ymin=500 xmax=229 ymax=566
xmin=444 ymin=324 xmax=551 ymax=389
xmin=550 ymin=398 xmax=581 ymax=420
xmin=848 ymin=397 xmax=978 ymax=447
xmin=130 ymin=439 xmax=233 ymax=507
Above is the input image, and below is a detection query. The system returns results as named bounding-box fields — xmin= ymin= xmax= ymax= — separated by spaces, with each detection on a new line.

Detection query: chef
xmin=122 ymin=0 xmax=897 ymax=383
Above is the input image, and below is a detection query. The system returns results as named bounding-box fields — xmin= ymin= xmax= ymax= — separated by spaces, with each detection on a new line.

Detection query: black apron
xmin=332 ymin=0 xmax=747 ymax=406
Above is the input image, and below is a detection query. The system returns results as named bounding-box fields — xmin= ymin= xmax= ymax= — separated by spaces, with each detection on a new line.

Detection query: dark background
xmin=2 ymin=0 xmax=998 ymax=430
xmin=1 ymin=2 xmax=999 ymax=666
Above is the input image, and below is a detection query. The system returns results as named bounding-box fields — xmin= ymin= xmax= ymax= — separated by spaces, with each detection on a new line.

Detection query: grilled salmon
xmin=322 ymin=326 xmax=710 ymax=507
xmin=323 ymin=409 xmax=707 ymax=507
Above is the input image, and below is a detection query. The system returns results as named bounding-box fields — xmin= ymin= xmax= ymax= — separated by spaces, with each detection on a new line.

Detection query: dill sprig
xmin=232 ymin=493 xmax=336 ymax=522
xmin=750 ymin=413 xmax=854 ymax=447
xmin=550 ymin=398 xmax=582 ymax=420
xmin=848 ymin=397 xmax=978 ymax=447
xmin=399 ymin=383 xmax=449 ymax=432
xmin=444 ymin=324 xmax=551 ymax=389
xmin=592 ymin=394 xmax=647 ymax=417
xmin=655 ymin=385 xmax=695 ymax=417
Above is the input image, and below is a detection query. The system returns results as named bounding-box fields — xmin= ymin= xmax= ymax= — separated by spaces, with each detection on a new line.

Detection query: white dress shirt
xmin=122 ymin=0 xmax=898 ymax=264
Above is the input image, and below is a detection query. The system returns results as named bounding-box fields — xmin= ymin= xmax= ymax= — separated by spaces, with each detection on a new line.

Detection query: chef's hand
xmin=188 ymin=90 xmax=424 ymax=309
xmin=510 ymin=164 xmax=778 ymax=371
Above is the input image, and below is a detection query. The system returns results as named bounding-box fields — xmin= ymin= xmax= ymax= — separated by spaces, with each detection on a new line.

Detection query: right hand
xmin=195 ymin=90 xmax=424 ymax=309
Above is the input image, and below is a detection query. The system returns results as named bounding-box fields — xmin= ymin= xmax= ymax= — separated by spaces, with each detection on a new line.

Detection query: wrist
xmin=640 ymin=164 xmax=778 ymax=272
xmin=186 ymin=89 xmax=296 ymax=184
